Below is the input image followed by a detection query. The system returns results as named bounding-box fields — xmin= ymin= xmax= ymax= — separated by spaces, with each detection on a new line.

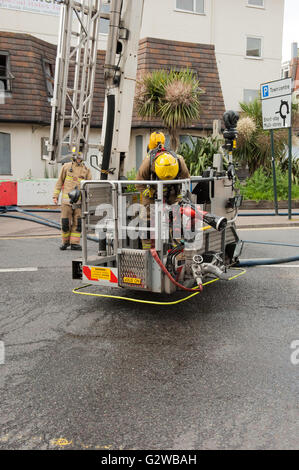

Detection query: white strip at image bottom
xmin=0 ymin=267 xmax=38 ymax=273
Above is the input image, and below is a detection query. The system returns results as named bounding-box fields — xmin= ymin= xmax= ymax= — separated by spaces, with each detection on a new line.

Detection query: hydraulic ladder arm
xmin=48 ymin=0 xmax=102 ymax=162
xmin=100 ymin=0 xmax=144 ymax=179
xmin=47 ymin=0 xmax=144 ymax=180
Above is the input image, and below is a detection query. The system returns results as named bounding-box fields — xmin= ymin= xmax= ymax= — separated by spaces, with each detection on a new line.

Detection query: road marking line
xmin=238 ymin=227 xmax=299 ymax=231
xmin=255 ymin=265 xmax=299 ymax=268
xmin=0 ymin=267 xmax=38 ymax=272
xmin=0 ymin=235 xmax=60 ymax=240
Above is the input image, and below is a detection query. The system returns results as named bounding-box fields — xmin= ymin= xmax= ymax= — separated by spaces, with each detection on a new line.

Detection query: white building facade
xmin=0 ymin=0 xmax=285 ymax=181
xmin=141 ymin=0 xmax=284 ymax=109
xmin=0 ymin=0 xmax=285 ymax=109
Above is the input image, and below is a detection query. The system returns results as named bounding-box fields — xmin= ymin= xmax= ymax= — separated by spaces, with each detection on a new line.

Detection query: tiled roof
xmin=0 ymin=32 xmax=225 ymax=130
xmin=133 ymin=37 xmax=225 ymax=130
xmin=0 ymin=32 xmax=106 ymax=126
xmin=0 ymin=32 xmax=56 ymax=124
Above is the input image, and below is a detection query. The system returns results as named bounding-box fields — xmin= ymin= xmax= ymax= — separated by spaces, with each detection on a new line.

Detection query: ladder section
xmin=101 ymin=0 xmax=144 ymax=179
xmin=48 ymin=0 xmax=102 ymax=162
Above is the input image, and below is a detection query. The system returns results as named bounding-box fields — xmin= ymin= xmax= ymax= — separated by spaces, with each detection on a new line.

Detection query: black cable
xmin=101 ymin=94 xmax=115 ymax=180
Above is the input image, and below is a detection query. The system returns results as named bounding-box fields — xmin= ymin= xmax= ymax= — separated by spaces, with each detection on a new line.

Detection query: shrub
xmin=178 ymin=135 xmax=223 ymax=176
xmin=125 ymin=168 xmax=137 ymax=193
xmin=238 ymin=168 xmax=299 ymax=201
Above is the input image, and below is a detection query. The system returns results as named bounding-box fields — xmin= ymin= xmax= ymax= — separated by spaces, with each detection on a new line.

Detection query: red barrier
xmin=0 ymin=181 xmax=17 ymax=206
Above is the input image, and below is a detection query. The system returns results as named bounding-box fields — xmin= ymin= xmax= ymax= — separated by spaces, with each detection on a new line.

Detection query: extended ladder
xmin=48 ymin=0 xmax=102 ymax=162
xmin=48 ymin=0 xmax=144 ymax=180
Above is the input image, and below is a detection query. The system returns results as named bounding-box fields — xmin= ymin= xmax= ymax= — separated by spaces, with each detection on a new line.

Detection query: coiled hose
xmin=150 ymin=247 xmax=203 ymax=292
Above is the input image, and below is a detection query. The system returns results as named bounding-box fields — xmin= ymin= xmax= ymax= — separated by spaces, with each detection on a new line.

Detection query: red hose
xmin=150 ymin=248 xmax=203 ymax=292
xmin=180 ymin=206 xmax=206 ymax=219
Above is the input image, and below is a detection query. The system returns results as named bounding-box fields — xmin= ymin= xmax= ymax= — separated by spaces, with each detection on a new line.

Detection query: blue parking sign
xmin=262 ymin=85 xmax=269 ymax=98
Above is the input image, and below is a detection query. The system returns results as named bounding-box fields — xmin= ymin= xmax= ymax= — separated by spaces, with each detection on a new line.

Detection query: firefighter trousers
xmin=61 ymin=204 xmax=82 ymax=245
xmin=140 ymin=193 xmax=182 ymax=249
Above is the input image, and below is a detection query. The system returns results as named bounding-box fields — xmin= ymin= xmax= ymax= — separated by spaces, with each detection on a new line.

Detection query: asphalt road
xmin=0 ymin=228 xmax=299 ymax=450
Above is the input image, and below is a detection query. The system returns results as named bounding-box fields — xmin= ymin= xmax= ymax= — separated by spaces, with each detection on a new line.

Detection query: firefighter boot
xmin=60 ymin=243 xmax=70 ymax=250
xmin=71 ymin=244 xmax=82 ymax=251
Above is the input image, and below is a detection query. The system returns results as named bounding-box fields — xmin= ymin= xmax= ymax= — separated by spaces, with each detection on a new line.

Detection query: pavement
xmin=0 ymin=208 xmax=61 ymax=238
xmin=237 ymin=209 xmax=299 ymax=229
xmin=1 ymin=207 xmax=299 ymax=239
xmin=0 ymin=228 xmax=299 ymax=450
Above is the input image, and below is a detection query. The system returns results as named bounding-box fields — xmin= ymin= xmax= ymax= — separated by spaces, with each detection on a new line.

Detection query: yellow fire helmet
xmin=149 ymin=131 xmax=165 ymax=150
xmin=155 ymin=152 xmax=179 ymax=180
xmin=72 ymin=146 xmax=83 ymax=160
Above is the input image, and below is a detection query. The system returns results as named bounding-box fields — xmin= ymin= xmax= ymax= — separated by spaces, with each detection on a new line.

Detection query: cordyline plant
xmin=135 ymin=68 xmax=203 ymax=150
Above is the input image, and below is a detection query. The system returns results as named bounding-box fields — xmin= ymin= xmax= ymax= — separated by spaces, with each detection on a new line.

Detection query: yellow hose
xmin=72 ymin=268 xmax=246 ymax=306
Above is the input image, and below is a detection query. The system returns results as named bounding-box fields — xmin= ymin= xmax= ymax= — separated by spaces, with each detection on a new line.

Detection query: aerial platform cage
xmin=72 ymin=177 xmax=242 ymax=294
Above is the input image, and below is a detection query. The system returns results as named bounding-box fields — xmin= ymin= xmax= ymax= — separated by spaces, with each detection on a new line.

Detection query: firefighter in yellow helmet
xmin=148 ymin=130 xmax=166 ymax=152
xmin=53 ymin=149 xmax=92 ymax=250
xmin=136 ymin=131 xmax=190 ymax=249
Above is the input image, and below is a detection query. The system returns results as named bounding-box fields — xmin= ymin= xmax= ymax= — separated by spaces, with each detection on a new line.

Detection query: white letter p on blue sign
xmin=262 ymin=85 xmax=269 ymax=98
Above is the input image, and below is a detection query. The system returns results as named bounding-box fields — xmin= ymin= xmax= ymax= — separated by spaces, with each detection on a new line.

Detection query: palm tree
xmin=135 ymin=69 xmax=203 ymax=151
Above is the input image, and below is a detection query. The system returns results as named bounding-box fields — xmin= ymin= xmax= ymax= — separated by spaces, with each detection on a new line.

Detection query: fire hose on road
xmin=1 ymin=206 xmax=299 ymax=300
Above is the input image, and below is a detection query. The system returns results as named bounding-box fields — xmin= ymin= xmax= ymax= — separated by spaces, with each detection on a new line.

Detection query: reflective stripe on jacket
xmin=53 ymin=161 xmax=92 ymax=205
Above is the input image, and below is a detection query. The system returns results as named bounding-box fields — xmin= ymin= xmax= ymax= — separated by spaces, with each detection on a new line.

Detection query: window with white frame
xmin=246 ymin=37 xmax=262 ymax=58
xmin=243 ymin=89 xmax=259 ymax=103
xmin=176 ymin=0 xmax=204 ymax=14
xmin=0 ymin=132 xmax=11 ymax=175
xmin=248 ymin=0 xmax=264 ymax=7
xmin=100 ymin=2 xmax=110 ymax=34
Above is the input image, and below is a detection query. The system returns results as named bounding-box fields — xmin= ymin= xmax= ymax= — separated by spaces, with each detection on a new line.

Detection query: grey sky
xmin=282 ymin=0 xmax=299 ymax=62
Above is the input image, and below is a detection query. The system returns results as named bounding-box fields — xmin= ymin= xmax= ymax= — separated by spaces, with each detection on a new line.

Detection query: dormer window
xmin=42 ymin=59 xmax=55 ymax=98
xmin=0 ymin=52 xmax=13 ymax=93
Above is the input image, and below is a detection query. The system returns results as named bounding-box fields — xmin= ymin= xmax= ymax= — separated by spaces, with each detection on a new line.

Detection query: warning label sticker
xmin=123 ymin=277 xmax=141 ymax=285
xmin=91 ymin=267 xmax=111 ymax=281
